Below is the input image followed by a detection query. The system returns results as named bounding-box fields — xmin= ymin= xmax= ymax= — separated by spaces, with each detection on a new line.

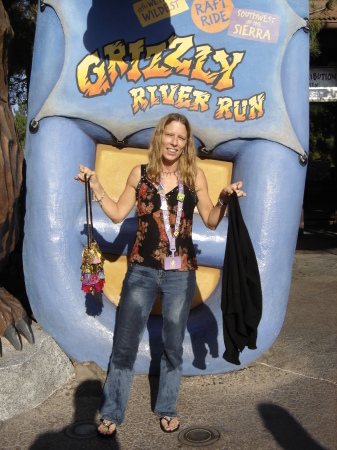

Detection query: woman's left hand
xmin=220 ymin=181 xmax=246 ymax=204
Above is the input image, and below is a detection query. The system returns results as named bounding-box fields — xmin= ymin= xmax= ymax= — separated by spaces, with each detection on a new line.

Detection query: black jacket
xmin=221 ymin=192 xmax=262 ymax=365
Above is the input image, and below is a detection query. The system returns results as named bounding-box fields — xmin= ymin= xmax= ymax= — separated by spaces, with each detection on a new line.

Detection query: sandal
xmin=97 ymin=418 xmax=117 ymax=438
xmin=160 ymin=416 xmax=180 ymax=433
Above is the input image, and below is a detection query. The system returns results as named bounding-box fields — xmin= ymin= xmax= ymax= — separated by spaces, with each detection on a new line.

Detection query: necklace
xmin=162 ymin=169 xmax=177 ymax=176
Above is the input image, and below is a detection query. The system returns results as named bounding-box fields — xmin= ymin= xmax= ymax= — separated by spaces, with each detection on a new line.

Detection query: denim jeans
xmin=99 ymin=263 xmax=196 ymax=425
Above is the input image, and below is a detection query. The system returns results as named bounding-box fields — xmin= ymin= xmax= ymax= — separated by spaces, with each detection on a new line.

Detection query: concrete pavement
xmin=0 ymin=228 xmax=336 ymax=450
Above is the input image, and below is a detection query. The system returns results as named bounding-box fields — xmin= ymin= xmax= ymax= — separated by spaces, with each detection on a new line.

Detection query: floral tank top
xmin=129 ymin=165 xmax=198 ymax=271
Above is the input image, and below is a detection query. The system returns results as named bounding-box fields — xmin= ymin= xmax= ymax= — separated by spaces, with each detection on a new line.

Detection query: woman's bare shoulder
xmin=195 ymin=167 xmax=207 ymax=190
xmin=127 ymin=165 xmax=142 ymax=187
xmin=196 ymin=166 xmax=206 ymax=177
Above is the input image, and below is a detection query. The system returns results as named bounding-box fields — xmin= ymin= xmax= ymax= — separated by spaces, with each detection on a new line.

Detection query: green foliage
xmin=14 ymin=99 xmax=27 ymax=150
xmin=309 ymin=103 xmax=336 ymax=166
xmin=4 ymin=0 xmax=38 ymax=106
xmin=309 ymin=18 xmax=323 ymax=58
xmin=327 ymin=0 xmax=337 ymax=10
xmin=309 ymin=0 xmax=337 ymax=57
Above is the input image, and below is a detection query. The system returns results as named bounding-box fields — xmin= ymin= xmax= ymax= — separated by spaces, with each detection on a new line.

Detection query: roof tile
xmin=310 ymin=0 xmax=337 ymax=22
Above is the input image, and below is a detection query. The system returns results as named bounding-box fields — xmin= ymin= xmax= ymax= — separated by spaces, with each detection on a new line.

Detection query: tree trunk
xmin=0 ymin=1 xmax=24 ymax=271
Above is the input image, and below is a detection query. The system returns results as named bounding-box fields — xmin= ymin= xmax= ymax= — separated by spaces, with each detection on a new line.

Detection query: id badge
xmin=161 ymin=199 xmax=168 ymax=211
xmin=164 ymin=256 xmax=181 ymax=270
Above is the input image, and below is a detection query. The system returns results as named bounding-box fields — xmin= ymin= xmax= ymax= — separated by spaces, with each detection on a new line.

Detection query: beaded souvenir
xmin=81 ymin=175 xmax=105 ymax=294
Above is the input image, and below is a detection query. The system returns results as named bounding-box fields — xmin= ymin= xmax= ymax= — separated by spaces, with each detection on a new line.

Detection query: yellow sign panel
xmin=134 ymin=0 xmax=189 ymax=27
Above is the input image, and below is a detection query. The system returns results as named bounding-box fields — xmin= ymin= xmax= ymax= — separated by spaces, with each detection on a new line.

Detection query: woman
xmin=75 ymin=113 xmax=246 ymax=437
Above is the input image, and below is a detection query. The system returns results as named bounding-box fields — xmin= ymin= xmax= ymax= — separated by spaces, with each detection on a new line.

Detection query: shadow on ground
xmin=297 ymin=226 xmax=337 ymax=253
xmin=258 ymin=403 xmax=329 ymax=450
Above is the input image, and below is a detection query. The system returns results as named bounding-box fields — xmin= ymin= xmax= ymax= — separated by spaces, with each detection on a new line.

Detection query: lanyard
xmin=158 ymin=177 xmax=185 ymax=256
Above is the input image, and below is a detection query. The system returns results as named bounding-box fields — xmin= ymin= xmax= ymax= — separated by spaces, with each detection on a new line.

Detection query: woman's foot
xmin=97 ymin=418 xmax=117 ymax=438
xmin=160 ymin=416 xmax=180 ymax=433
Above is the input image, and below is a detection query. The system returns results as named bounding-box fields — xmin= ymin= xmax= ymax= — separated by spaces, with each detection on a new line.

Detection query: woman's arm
xmin=75 ymin=164 xmax=141 ymax=224
xmin=196 ymin=167 xmax=246 ymax=230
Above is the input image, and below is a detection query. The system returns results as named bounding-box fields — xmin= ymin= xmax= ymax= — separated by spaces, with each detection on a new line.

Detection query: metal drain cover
xmin=178 ymin=426 xmax=220 ymax=447
xmin=64 ymin=420 xmax=98 ymax=439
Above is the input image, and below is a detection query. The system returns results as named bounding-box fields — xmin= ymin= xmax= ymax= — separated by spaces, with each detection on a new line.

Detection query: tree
xmin=14 ymin=96 xmax=27 ymax=149
xmin=309 ymin=1 xmax=337 ymax=57
xmin=309 ymin=18 xmax=323 ymax=58
xmin=309 ymin=1 xmax=337 ymax=167
xmin=309 ymin=103 xmax=336 ymax=166
xmin=0 ymin=1 xmax=23 ymax=268
xmin=0 ymin=1 xmax=34 ymax=350
xmin=2 ymin=0 xmax=37 ymax=154
xmin=3 ymin=0 xmax=37 ymax=106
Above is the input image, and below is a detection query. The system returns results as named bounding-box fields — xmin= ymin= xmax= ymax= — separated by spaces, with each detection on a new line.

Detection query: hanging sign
xmin=36 ymin=0 xmax=306 ymax=156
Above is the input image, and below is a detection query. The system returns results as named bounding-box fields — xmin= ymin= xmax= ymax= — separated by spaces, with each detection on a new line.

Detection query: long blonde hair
xmin=147 ymin=113 xmax=197 ymax=189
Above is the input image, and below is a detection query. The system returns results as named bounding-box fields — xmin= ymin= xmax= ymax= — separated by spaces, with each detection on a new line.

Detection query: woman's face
xmin=160 ymin=120 xmax=187 ymax=165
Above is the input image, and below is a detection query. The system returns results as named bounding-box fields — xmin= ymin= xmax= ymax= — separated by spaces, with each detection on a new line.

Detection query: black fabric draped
xmin=221 ymin=192 xmax=263 ymax=365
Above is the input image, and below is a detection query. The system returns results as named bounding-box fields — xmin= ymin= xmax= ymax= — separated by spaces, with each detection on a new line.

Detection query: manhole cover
xmin=64 ymin=420 xmax=98 ymax=439
xmin=178 ymin=426 xmax=220 ymax=447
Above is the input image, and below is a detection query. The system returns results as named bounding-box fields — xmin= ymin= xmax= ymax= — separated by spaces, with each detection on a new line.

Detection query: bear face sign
xmin=24 ymin=0 xmax=309 ymax=374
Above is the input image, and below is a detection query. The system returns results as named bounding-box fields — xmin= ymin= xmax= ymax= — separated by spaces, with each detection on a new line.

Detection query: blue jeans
xmin=99 ymin=263 xmax=196 ymax=425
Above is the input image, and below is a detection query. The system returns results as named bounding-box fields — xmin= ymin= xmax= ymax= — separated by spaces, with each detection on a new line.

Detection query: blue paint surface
xmin=24 ymin=0 xmax=309 ymax=374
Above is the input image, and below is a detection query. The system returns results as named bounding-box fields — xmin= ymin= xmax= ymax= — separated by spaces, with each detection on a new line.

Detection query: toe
xmin=98 ymin=420 xmax=116 ymax=435
xmin=168 ymin=418 xmax=179 ymax=431
xmin=161 ymin=417 xmax=179 ymax=432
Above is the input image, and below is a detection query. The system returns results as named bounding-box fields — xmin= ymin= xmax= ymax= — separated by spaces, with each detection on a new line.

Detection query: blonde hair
xmin=147 ymin=113 xmax=197 ymax=189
